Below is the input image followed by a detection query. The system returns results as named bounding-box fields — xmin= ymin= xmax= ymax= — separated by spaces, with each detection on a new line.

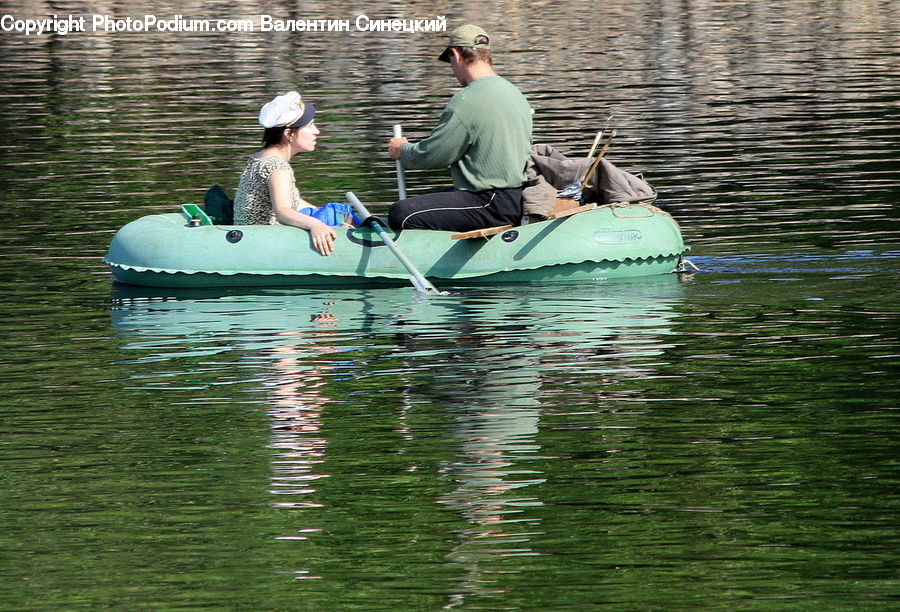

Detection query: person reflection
xmin=425 ymin=287 xmax=681 ymax=606
xmin=410 ymin=325 xmax=546 ymax=606
xmin=264 ymin=309 xmax=339 ymax=510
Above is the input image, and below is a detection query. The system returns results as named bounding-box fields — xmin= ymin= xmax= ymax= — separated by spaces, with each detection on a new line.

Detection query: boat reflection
xmin=109 ymin=278 xmax=684 ymax=596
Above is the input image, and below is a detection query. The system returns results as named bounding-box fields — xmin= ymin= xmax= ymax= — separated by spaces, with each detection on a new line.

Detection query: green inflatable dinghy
xmin=104 ymin=202 xmax=687 ymax=288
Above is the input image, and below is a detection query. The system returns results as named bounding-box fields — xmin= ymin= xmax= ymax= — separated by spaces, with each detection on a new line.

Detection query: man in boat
xmin=386 ymin=24 xmax=533 ymax=232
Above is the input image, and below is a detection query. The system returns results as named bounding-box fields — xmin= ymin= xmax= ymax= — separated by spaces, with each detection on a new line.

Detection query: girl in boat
xmin=234 ymin=91 xmax=342 ymax=256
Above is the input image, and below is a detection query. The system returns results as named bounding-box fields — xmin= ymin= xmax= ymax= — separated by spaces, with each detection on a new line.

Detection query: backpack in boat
xmin=523 ymin=144 xmax=656 ymax=219
xmin=204 ymin=185 xmax=234 ymax=225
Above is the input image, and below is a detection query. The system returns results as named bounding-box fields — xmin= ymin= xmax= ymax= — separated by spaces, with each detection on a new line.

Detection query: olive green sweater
xmin=399 ymin=75 xmax=533 ymax=192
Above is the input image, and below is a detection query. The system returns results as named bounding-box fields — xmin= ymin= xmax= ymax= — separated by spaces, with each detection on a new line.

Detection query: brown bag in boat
xmin=523 ymin=144 xmax=656 ymax=218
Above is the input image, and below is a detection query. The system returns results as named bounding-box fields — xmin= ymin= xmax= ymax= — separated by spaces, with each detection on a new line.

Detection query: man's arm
xmin=390 ymin=109 xmax=471 ymax=170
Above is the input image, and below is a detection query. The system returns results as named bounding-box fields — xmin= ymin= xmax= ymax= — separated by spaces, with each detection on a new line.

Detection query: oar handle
xmin=394 ymin=124 xmax=407 ymax=200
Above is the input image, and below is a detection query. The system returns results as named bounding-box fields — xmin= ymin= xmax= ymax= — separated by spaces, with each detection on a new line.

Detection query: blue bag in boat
xmin=298 ymin=202 xmax=361 ymax=227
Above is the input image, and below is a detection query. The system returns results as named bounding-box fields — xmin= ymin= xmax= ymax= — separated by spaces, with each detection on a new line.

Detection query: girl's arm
xmin=268 ymin=168 xmax=337 ymax=256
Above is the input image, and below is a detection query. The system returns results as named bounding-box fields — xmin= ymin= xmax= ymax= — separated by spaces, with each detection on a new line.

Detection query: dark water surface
xmin=1 ymin=1 xmax=898 ymax=609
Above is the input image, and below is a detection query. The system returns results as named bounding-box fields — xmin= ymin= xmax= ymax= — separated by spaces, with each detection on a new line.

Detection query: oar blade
xmin=410 ymin=275 xmax=440 ymax=294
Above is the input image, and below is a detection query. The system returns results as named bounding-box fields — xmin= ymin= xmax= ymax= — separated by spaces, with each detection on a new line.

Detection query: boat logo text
xmin=594 ymin=228 xmax=643 ymax=245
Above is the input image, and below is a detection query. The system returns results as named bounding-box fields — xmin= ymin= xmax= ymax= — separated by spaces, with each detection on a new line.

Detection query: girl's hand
xmin=309 ymin=220 xmax=337 ymax=256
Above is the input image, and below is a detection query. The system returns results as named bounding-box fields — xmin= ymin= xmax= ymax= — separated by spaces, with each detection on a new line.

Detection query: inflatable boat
xmin=103 ymin=201 xmax=687 ymax=288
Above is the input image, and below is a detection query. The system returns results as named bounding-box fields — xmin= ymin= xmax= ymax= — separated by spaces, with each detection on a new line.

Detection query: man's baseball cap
xmin=438 ymin=24 xmax=491 ymax=62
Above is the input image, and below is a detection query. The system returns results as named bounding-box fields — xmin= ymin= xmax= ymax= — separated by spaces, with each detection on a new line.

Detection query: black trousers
xmin=387 ymin=187 xmax=524 ymax=232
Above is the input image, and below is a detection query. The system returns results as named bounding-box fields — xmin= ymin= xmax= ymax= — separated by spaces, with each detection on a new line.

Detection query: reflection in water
xmin=91 ymin=267 xmax=900 ymax=607
xmin=263 ymin=321 xmax=339 ymax=581
xmin=437 ymin=354 xmax=544 ymax=607
xmin=109 ymin=281 xmax=682 ymax=599
xmin=415 ymin=287 xmax=679 ymax=606
xmin=111 ymin=291 xmax=355 ymax=573
xmin=265 ymin=329 xmax=332 ymax=511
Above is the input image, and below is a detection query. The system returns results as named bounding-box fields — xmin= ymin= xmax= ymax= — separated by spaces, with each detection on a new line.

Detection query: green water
xmin=1 ymin=0 xmax=899 ymax=609
xmin=3 ymin=274 xmax=897 ymax=609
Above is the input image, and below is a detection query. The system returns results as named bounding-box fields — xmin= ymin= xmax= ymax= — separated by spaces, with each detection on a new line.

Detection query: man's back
xmin=445 ymin=75 xmax=532 ymax=191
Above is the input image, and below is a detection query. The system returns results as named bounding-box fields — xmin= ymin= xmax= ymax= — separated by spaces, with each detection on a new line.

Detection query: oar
xmin=393 ymin=124 xmax=407 ymax=200
xmin=587 ymin=115 xmax=614 ymax=157
xmin=555 ymin=130 xmax=618 ymax=202
xmin=578 ymin=130 xmax=617 ymax=193
xmin=587 ymin=130 xmax=603 ymax=158
xmin=346 ymin=191 xmax=440 ymax=294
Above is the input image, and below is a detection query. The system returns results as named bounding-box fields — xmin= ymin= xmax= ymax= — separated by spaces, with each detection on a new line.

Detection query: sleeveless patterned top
xmin=233 ymin=155 xmax=302 ymax=225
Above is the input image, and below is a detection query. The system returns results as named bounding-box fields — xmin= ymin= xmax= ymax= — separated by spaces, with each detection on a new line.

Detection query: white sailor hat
xmin=258 ymin=91 xmax=316 ymax=129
